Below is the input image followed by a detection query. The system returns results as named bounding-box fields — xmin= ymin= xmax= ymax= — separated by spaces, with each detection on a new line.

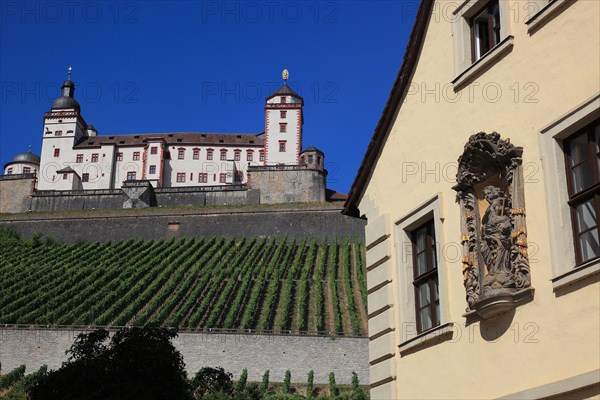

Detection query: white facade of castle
xmin=5 ymin=75 xmax=309 ymax=192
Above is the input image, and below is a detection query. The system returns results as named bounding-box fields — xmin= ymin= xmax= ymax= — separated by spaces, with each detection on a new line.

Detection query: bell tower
xmin=263 ymin=69 xmax=304 ymax=165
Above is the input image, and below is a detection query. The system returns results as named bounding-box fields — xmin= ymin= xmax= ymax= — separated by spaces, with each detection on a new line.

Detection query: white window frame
xmin=451 ymin=0 xmax=513 ymax=89
xmin=539 ymin=94 xmax=600 ymax=290
xmin=394 ymin=194 xmax=454 ymax=353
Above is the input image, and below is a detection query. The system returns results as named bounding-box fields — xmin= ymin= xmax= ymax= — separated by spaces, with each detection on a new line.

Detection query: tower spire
xmin=282 ymin=69 xmax=289 ymax=86
xmin=67 ymin=66 xmax=72 ymax=81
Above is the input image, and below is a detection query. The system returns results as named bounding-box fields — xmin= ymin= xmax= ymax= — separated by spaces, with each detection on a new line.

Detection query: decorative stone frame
xmin=453 ymin=132 xmax=534 ymax=321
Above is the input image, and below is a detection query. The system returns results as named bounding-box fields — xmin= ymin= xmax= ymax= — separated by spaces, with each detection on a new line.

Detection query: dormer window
xmin=471 ymin=1 xmax=501 ymax=62
xmin=280 ymin=96 xmax=286 ymax=104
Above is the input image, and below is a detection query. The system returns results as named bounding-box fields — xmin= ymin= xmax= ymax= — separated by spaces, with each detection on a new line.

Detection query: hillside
xmin=0 ymin=228 xmax=368 ymax=336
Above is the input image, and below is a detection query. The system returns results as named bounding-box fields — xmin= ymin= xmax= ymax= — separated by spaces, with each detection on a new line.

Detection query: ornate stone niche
xmin=453 ymin=132 xmax=534 ymax=321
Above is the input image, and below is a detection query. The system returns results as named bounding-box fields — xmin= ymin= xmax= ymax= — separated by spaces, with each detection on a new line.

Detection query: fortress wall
xmin=31 ymin=193 xmax=123 ymax=212
xmin=0 ymin=329 xmax=369 ymax=385
xmin=0 ymin=176 xmax=35 ymax=214
xmin=0 ymin=206 xmax=366 ymax=243
xmin=249 ymin=168 xmax=326 ymax=204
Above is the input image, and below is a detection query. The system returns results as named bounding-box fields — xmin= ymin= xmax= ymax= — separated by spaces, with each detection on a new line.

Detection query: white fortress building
xmin=4 ymin=70 xmax=321 ymax=191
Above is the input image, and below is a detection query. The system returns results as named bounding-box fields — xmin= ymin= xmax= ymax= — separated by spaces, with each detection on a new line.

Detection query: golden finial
xmin=282 ymin=69 xmax=289 ymax=84
xmin=67 ymin=66 xmax=72 ymax=80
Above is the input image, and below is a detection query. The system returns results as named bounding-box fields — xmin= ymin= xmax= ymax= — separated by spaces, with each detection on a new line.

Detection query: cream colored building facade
xmin=345 ymin=0 xmax=600 ymax=399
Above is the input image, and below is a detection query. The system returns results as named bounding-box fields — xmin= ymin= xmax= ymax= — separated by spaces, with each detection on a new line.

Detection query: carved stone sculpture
xmin=453 ymin=132 xmax=533 ymax=319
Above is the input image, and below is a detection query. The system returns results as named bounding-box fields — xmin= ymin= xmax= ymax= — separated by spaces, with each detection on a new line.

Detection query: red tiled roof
xmin=74 ymin=132 xmax=265 ymax=148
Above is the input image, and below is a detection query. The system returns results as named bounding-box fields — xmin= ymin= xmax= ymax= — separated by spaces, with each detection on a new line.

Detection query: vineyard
xmin=0 ymin=228 xmax=368 ymax=336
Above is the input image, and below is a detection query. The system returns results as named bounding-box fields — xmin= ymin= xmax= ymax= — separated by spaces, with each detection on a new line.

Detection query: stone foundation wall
xmin=0 ymin=205 xmax=366 ymax=243
xmin=0 ymin=175 xmax=35 ymax=214
xmin=249 ymin=167 xmax=326 ymax=204
xmin=0 ymin=329 xmax=368 ymax=384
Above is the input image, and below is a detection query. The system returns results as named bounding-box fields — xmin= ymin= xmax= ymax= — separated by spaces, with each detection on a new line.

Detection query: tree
xmin=29 ymin=327 xmax=192 ymax=400
xmin=261 ymin=369 xmax=270 ymax=394
xmin=283 ymin=370 xmax=291 ymax=394
xmin=329 ymin=372 xmax=338 ymax=399
xmin=191 ymin=367 xmax=233 ymax=398
xmin=306 ymin=370 xmax=314 ymax=399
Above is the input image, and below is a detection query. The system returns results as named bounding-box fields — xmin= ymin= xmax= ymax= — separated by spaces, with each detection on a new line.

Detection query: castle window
xmin=471 ymin=1 xmax=501 ymax=62
xmin=91 ymin=153 xmax=99 ymax=163
xmin=178 ymin=149 xmax=185 ymax=160
xmin=280 ymin=111 xmax=287 ymax=119
xmin=207 ymin=149 xmax=214 ymax=160
xmin=133 ymin=152 xmax=140 ymax=161
xmin=280 ymin=123 xmax=287 ymax=133
xmin=259 ymin=151 xmax=265 ymax=162
xmin=564 ymin=119 xmax=600 ymax=265
xmin=308 ymin=155 xmax=314 ymax=163
xmin=317 ymin=156 xmax=321 ymax=165
xmin=176 ymin=173 xmax=186 ymax=183
xmin=247 ymin=151 xmax=253 ymax=162
xmin=234 ymin=151 xmax=241 ymax=161
xmin=7 ymin=168 xmax=13 ymax=175
xmin=199 ymin=173 xmax=208 ymax=183
xmin=23 ymin=167 xmax=30 ymax=174
xmin=54 ymin=149 xmax=60 ymax=157
xmin=280 ymin=96 xmax=286 ymax=104
xmin=126 ymin=171 xmax=136 ymax=180
xmin=63 ymin=173 xmax=68 ymax=180
xmin=116 ymin=152 xmax=123 ymax=161
xmin=279 ymin=141 xmax=286 ymax=152
xmin=150 ymin=146 xmax=158 ymax=155
xmin=149 ymin=165 xmax=156 ymax=175
xmin=220 ymin=150 xmax=227 ymax=161
xmin=219 ymin=173 xmax=226 ymax=183
xmin=82 ymin=173 xmax=89 ymax=182
xmin=76 ymin=154 xmax=83 ymax=163
xmin=193 ymin=149 xmax=200 ymax=160
xmin=55 ymin=130 xmax=62 ymax=136
xmin=411 ymin=220 xmax=440 ymax=333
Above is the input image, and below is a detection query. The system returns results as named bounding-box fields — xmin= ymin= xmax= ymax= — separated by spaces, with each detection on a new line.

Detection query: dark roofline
xmin=343 ymin=0 xmax=434 ymax=217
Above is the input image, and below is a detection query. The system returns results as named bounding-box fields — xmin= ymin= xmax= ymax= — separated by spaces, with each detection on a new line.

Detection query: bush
xmin=191 ymin=367 xmax=233 ymax=398
xmin=261 ymin=370 xmax=270 ymax=394
xmin=329 ymin=372 xmax=338 ymax=398
xmin=283 ymin=370 xmax=291 ymax=394
xmin=306 ymin=370 xmax=314 ymax=399
xmin=0 ymin=364 xmax=26 ymax=390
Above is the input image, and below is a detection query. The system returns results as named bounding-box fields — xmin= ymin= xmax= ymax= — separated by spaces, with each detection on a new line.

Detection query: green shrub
xmin=306 ymin=370 xmax=314 ymax=399
xmin=0 ymin=364 xmax=26 ymax=390
xmin=261 ymin=370 xmax=270 ymax=394
xmin=283 ymin=370 xmax=291 ymax=394
xmin=329 ymin=372 xmax=338 ymax=398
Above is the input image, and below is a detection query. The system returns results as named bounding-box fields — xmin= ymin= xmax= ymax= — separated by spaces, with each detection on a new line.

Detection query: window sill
xmin=526 ymin=0 xmax=571 ymax=34
xmin=398 ymin=322 xmax=455 ymax=357
xmin=552 ymin=258 xmax=600 ymax=291
xmin=452 ymin=36 xmax=514 ymax=90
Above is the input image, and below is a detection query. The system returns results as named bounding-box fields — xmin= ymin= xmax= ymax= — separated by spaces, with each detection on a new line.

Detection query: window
xmin=247 ymin=151 xmax=253 ymax=162
xmin=178 ymin=149 xmax=185 ymax=160
xmin=259 ymin=151 xmax=265 ymax=162
xmin=280 ymin=123 xmax=287 ymax=133
xmin=76 ymin=154 xmax=83 ymax=163
xmin=176 ymin=173 xmax=186 ymax=183
xmin=55 ymin=130 xmax=62 ymax=136
xmin=470 ymin=1 xmax=501 ymax=62
xmin=23 ymin=167 xmax=31 ymax=174
xmin=63 ymin=173 xmax=68 ymax=180
xmin=234 ymin=151 xmax=241 ymax=161
xmin=82 ymin=173 xmax=89 ymax=182
xmin=7 ymin=168 xmax=13 ymax=174
xmin=220 ymin=150 xmax=227 ymax=161
xmin=54 ymin=148 xmax=60 ymax=157
xmin=193 ymin=149 xmax=200 ymax=160
xmin=207 ymin=150 xmax=213 ymax=160
xmin=411 ymin=220 xmax=439 ymax=333
xmin=219 ymin=173 xmax=226 ymax=183
xmin=235 ymin=171 xmax=243 ymax=182
xmin=91 ymin=153 xmax=99 ymax=163
xmin=308 ymin=155 xmax=314 ymax=163
xmin=126 ymin=171 xmax=136 ymax=180
xmin=199 ymin=173 xmax=208 ymax=183
xmin=279 ymin=141 xmax=286 ymax=152
xmin=150 ymin=146 xmax=158 ymax=155
xmin=116 ymin=152 xmax=123 ymax=161
xmin=564 ymin=119 xmax=600 ymax=265
xmin=133 ymin=152 xmax=140 ymax=161
xmin=280 ymin=111 xmax=287 ymax=119
xmin=280 ymin=96 xmax=286 ymax=104
xmin=149 ymin=165 xmax=156 ymax=175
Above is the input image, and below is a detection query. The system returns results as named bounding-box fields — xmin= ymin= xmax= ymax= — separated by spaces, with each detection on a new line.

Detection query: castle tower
xmin=38 ymin=68 xmax=89 ymax=190
xmin=263 ymin=69 xmax=304 ymax=165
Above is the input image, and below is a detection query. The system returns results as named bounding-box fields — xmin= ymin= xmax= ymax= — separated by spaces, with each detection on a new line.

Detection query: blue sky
xmin=0 ymin=0 xmax=418 ymax=193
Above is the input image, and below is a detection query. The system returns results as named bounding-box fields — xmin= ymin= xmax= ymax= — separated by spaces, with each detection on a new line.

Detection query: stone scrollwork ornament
xmin=453 ymin=132 xmax=533 ymax=320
